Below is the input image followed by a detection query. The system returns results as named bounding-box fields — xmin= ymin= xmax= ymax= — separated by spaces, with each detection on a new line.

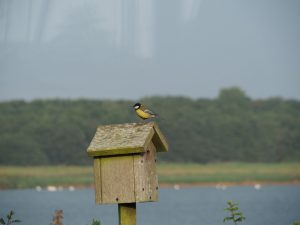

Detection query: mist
xmin=0 ymin=0 xmax=300 ymax=100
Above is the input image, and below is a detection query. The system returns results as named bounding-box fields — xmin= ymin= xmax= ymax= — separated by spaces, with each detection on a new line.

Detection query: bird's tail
xmin=154 ymin=114 xmax=165 ymax=121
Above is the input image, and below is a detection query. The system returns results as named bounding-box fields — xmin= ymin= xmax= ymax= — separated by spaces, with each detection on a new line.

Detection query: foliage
xmin=49 ymin=209 xmax=101 ymax=225
xmin=51 ymin=210 xmax=63 ymax=225
xmin=223 ymin=201 xmax=245 ymax=225
xmin=0 ymin=87 xmax=300 ymax=165
xmin=0 ymin=211 xmax=21 ymax=225
xmin=293 ymin=221 xmax=300 ymax=225
xmin=88 ymin=219 xmax=101 ymax=225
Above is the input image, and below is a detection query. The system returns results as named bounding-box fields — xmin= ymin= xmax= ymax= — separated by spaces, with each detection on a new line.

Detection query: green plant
xmin=293 ymin=221 xmax=300 ymax=225
xmin=223 ymin=201 xmax=245 ymax=225
xmin=51 ymin=210 xmax=63 ymax=225
xmin=0 ymin=211 xmax=21 ymax=225
xmin=87 ymin=219 xmax=101 ymax=225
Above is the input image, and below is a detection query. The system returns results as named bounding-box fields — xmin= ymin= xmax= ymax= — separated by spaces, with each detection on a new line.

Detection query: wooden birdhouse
xmin=87 ymin=122 xmax=168 ymax=205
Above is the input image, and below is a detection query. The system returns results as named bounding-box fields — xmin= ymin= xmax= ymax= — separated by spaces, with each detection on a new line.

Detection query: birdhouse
xmin=87 ymin=122 xmax=168 ymax=205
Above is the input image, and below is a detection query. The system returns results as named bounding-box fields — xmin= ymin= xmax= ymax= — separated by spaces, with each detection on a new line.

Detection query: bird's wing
xmin=144 ymin=109 xmax=158 ymax=116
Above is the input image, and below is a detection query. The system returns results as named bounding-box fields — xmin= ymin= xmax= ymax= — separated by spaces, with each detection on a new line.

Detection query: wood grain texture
xmin=101 ymin=156 xmax=135 ymax=204
xmin=87 ymin=122 xmax=168 ymax=157
xmin=118 ymin=203 xmax=136 ymax=225
xmin=89 ymin=122 xmax=168 ymax=204
xmin=152 ymin=123 xmax=169 ymax=152
xmin=93 ymin=158 xmax=102 ymax=204
xmin=134 ymin=141 xmax=158 ymax=202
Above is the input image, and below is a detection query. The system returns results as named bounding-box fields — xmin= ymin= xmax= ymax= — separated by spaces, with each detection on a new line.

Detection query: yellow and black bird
xmin=133 ymin=102 xmax=159 ymax=120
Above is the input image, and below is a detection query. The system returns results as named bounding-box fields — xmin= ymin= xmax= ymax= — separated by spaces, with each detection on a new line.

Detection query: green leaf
xmin=234 ymin=216 xmax=246 ymax=222
xmin=230 ymin=207 xmax=239 ymax=211
xmin=227 ymin=201 xmax=238 ymax=207
xmin=233 ymin=212 xmax=243 ymax=216
xmin=224 ymin=207 xmax=238 ymax=211
xmin=91 ymin=219 xmax=101 ymax=225
xmin=0 ymin=218 xmax=5 ymax=225
xmin=223 ymin=216 xmax=233 ymax=222
xmin=7 ymin=210 xmax=14 ymax=220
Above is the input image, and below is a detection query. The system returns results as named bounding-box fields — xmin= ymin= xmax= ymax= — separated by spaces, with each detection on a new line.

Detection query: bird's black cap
xmin=133 ymin=102 xmax=141 ymax=108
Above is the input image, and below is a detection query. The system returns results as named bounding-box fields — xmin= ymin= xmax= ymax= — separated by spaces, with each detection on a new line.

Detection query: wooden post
xmin=87 ymin=122 xmax=169 ymax=225
xmin=118 ymin=203 xmax=136 ymax=225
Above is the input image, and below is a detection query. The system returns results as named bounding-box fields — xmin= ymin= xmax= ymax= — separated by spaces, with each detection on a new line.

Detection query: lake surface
xmin=0 ymin=185 xmax=300 ymax=225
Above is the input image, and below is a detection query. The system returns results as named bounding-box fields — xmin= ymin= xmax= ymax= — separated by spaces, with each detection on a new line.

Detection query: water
xmin=1 ymin=186 xmax=300 ymax=225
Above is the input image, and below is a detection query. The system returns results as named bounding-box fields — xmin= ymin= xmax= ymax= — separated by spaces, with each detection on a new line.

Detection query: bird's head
xmin=133 ymin=102 xmax=141 ymax=110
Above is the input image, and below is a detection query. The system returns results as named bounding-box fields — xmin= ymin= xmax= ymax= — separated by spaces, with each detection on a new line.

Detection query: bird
xmin=133 ymin=102 xmax=159 ymax=120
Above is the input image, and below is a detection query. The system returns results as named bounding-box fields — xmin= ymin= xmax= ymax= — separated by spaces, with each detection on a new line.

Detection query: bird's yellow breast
xmin=135 ymin=109 xmax=152 ymax=119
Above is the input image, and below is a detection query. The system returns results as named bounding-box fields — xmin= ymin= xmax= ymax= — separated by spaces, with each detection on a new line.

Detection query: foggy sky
xmin=0 ymin=0 xmax=299 ymax=101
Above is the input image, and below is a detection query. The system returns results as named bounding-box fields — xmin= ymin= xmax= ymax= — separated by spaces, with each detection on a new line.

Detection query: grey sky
xmin=0 ymin=0 xmax=299 ymax=101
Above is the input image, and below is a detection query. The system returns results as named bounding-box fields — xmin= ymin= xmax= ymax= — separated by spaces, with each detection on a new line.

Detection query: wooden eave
xmin=87 ymin=122 xmax=168 ymax=157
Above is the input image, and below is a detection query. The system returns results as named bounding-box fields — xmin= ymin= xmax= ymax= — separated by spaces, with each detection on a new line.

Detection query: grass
xmin=0 ymin=166 xmax=93 ymax=189
xmin=157 ymin=162 xmax=300 ymax=184
xmin=0 ymin=162 xmax=300 ymax=189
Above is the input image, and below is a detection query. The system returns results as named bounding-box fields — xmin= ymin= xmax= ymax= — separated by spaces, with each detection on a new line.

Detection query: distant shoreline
xmin=160 ymin=180 xmax=300 ymax=188
xmin=1 ymin=181 xmax=300 ymax=191
xmin=1 ymin=163 xmax=299 ymax=190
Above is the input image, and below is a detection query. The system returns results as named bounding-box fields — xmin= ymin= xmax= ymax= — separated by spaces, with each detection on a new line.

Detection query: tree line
xmin=0 ymin=87 xmax=299 ymax=165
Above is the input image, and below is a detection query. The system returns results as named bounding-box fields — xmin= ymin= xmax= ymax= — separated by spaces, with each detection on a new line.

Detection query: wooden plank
xmin=93 ymin=158 xmax=102 ymax=204
xmin=118 ymin=203 xmax=136 ymax=225
xmin=142 ymin=127 xmax=155 ymax=152
xmin=134 ymin=141 xmax=158 ymax=202
xmin=87 ymin=123 xmax=153 ymax=157
xmin=152 ymin=122 xmax=169 ymax=152
xmin=133 ymin=153 xmax=148 ymax=202
xmin=87 ymin=147 xmax=144 ymax=157
xmin=87 ymin=122 xmax=168 ymax=157
xmin=101 ymin=156 xmax=135 ymax=204
xmin=148 ymin=141 xmax=159 ymax=201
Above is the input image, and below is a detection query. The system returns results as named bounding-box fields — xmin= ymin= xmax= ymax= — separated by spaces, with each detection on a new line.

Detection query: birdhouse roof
xmin=87 ymin=122 xmax=168 ymax=157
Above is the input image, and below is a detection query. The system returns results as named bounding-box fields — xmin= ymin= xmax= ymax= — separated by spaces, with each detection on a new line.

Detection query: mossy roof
xmin=87 ymin=122 xmax=168 ymax=157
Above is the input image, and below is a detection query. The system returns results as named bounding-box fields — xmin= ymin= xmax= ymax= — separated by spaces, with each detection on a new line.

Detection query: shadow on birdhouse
xmin=87 ymin=122 xmax=168 ymax=205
